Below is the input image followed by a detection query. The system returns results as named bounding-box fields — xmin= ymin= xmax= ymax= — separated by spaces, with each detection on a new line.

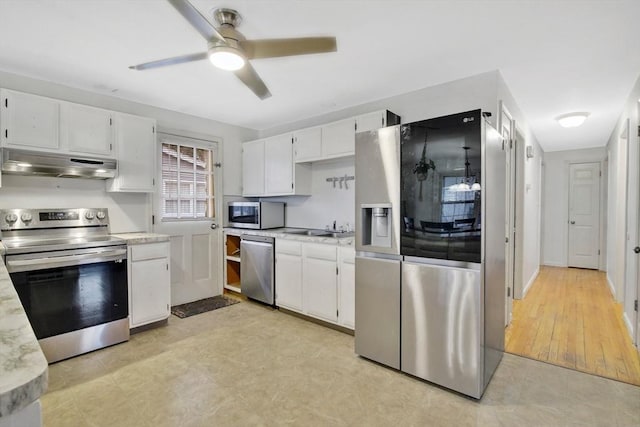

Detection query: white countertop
xmin=224 ymin=227 xmax=354 ymax=246
xmin=111 ymin=232 xmax=170 ymax=244
xmin=0 ymin=257 xmax=48 ymax=418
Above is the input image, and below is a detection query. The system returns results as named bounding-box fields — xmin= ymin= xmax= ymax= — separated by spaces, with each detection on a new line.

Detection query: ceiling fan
xmin=129 ymin=0 xmax=338 ymax=100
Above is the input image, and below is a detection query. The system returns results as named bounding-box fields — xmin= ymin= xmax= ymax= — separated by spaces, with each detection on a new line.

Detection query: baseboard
xmin=622 ymin=312 xmax=634 ymax=340
xmin=542 ymin=261 xmax=567 ymax=268
xmin=606 ymin=273 xmax=616 ymax=299
xmin=522 ymin=266 xmax=540 ymax=298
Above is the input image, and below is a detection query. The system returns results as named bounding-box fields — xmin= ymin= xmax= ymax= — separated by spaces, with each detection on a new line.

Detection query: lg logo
xmin=463 ymin=117 xmax=475 ymax=123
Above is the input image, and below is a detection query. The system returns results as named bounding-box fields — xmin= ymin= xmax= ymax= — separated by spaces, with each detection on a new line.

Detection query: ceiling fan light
xmin=208 ymin=49 xmax=245 ymax=71
xmin=556 ymin=112 xmax=590 ymax=128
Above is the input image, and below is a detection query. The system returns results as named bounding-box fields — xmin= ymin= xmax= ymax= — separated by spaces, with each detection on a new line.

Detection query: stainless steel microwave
xmin=227 ymin=202 xmax=285 ymax=229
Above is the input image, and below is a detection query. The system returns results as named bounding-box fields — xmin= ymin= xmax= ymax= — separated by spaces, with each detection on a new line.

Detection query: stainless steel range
xmin=1 ymin=208 xmax=129 ymax=363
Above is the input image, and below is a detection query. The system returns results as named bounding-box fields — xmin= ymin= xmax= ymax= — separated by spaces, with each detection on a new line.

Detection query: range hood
xmin=1 ymin=148 xmax=117 ymax=179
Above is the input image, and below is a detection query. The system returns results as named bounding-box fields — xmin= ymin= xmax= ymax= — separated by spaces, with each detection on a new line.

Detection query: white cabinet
xmin=356 ymin=110 xmax=389 ymax=133
xmin=242 ymin=137 xmax=310 ymax=197
xmin=129 ymin=242 xmax=171 ymax=328
xmin=275 ymin=240 xmax=303 ymax=311
xmin=293 ymin=127 xmax=322 ymax=162
xmin=265 ymin=134 xmax=293 ymax=194
xmin=338 ymin=247 xmax=355 ymax=329
xmin=242 ymin=139 xmax=265 ymax=196
xmin=303 ymin=244 xmax=338 ymax=323
xmin=61 ymin=103 xmax=113 ymax=156
xmin=1 ymin=89 xmax=60 ymax=150
xmin=321 ymin=117 xmax=356 ymax=158
xmin=107 ymin=113 xmax=156 ymax=192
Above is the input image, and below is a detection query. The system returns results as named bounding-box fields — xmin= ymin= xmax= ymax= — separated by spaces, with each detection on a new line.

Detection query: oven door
xmin=7 ymin=247 xmax=128 ymax=340
xmin=228 ymin=202 xmax=260 ymax=229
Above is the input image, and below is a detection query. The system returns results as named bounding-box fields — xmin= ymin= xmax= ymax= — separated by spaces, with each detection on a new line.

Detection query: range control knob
xmin=21 ymin=213 xmax=33 ymax=223
xmin=5 ymin=213 xmax=18 ymax=224
xmin=96 ymin=211 xmax=106 ymax=220
xmin=85 ymin=211 xmax=95 ymax=220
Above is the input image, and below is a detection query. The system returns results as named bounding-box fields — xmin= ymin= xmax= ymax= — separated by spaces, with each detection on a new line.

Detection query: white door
xmin=265 ymin=134 xmax=293 ymax=194
xmin=624 ymin=113 xmax=639 ymax=346
xmin=242 ymin=139 xmax=265 ymax=196
xmin=1 ymin=89 xmax=59 ymax=150
xmin=154 ymin=132 xmax=222 ymax=306
xmin=568 ymin=162 xmax=600 ymax=269
xmin=500 ymin=103 xmax=515 ymax=326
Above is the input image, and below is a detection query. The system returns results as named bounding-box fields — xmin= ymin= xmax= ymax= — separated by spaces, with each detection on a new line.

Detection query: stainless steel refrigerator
xmin=354 ymin=109 xmax=505 ymax=399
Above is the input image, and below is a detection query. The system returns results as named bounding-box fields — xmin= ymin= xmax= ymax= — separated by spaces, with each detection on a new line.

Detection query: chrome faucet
xmin=333 ymin=220 xmax=337 ymax=231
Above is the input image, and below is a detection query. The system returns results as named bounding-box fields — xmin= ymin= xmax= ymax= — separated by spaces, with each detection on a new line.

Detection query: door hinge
xmin=637 ymin=125 xmax=640 ymax=138
xmin=337 ymin=309 xmax=339 ymax=317
xmin=214 ymin=162 xmax=222 ymax=168
xmin=109 ymin=117 xmax=112 ymax=126
xmin=152 ymin=215 xmax=155 ymax=225
xmin=110 ymin=143 xmax=113 ymax=151
xmin=634 ymin=300 xmax=638 ymax=312
xmin=291 ymin=137 xmax=294 ymax=144
xmin=152 ymin=126 xmax=155 ymax=133
xmin=166 ymin=263 xmax=169 ymax=271
xmin=4 ymin=129 xmax=7 ymax=138
xmin=382 ymin=117 xmax=385 ymax=126
xmin=507 ymin=287 xmax=511 ymax=297
xmin=336 ymin=266 xmax=339 ymax=275
xmin=599 ymin=170 xmax=602 ymax=177
xmin=291 ymin=182 xmax=294 ymax=189
xmin=152 ymin=178 xmax=155 ymax=186
xmin=4 ymin=98 xmax=7 ymax=108
xmin=598 ymin=249 xmax=600 ymax=255
xmin=354 ymin=122 xmax=357 ymax=131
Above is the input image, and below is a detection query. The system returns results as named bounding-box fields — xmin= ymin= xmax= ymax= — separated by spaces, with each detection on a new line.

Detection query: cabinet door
xmin=1 ymin=89 xmax=59 ymax=150
xmin=130 ymin=257 xmax=170 ymax=327
xmin=293 ymin=127 xmax=322 ymax=162
xmin=265 ymin=134 xmax=293 ymax=195
xmin=61 ymin=102 xmax=113 ymax=156
xmin=109 ymin=113 xmax=155 ymax=192
xmin=303 ymin=245 xmax=338 ymax=323
xmin=356 ymin=111 xmax=386 ymax=133
xmin=321 ymin=118 xmax=356 ymax=158
xmin=242 ymin=139 xmax=265 ymax=196
xmin=276 ymin=252 xmax=303 ymax=311
xmin=338 ymin=248 xmax=355 ymax=329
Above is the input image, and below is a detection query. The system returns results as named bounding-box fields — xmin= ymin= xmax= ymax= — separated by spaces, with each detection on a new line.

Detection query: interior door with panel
xmin=154 ymin=133 xmax=223 ymax=305
xmin=61 ymin=102 xmax=113 ymax=156
xmin=568 ymin=162 xmax=600 ymax=269
xmin=500 ymin=103 xmax=515 ymax=326
xmin=623 ymin=115 xmax=639 ymax=344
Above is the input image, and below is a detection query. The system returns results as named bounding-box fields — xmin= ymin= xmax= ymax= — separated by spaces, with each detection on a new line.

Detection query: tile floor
xmin=42 ymin=302 xmax=640 ymax=427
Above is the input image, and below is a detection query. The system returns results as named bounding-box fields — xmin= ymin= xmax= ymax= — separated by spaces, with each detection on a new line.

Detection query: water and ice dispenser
xmin=360 ymin=204 xmax=392 ymax=248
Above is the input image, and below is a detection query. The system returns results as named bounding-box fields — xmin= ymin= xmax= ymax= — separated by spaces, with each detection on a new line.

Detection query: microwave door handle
xmin=6 ymin=249 xmax=127 ymax=273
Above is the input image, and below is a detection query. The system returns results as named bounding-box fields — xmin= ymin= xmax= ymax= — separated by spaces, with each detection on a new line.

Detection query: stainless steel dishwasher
xmin=240 ymin=235 xmax=275 ymax=305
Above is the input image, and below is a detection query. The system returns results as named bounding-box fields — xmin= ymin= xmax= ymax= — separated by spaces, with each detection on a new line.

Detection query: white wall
xmin=0 ymin=69 xmax=257 ymax=232
xmin=605 ymin=74 xmax=640 ymax=335
xmin=269 ymin=157 xmax=355 ymax=230
xmin=541 ymin=147 xmax=607 ymax=270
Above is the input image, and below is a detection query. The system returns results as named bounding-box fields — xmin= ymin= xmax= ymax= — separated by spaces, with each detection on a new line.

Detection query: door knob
xmin=634 ymin=246 xmax=640 ymax=254
xmin=570 ymin=221 xmax=575 ymax=224
xmin=210 ymin=223 xmax=218 ymax=230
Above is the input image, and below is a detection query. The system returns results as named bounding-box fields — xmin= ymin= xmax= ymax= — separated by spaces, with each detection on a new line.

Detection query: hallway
xmin=505 ymin=266 xmax=640 ymax=385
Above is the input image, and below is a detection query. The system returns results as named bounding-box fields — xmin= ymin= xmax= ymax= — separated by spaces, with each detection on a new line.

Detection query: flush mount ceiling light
xmin=556 ymin=112 xmax=590 ymax=128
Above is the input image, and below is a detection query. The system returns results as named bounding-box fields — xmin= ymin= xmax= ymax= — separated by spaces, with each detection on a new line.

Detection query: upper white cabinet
xmin=61 ymin=103 xmax=113 ymax=156
xmin=293 ymin=127 xmax=322 ymax=162
xmin=242 ymin=136 xmax=310 ymax=197
xmin=265 ymin=134 xmax=293 ymax=194
xmin=242 ymin=139 xmax=266 ymax=196
xmin=106 ymin=113 xmax=156 ymax=192
xmin=291 ymin=110 xmax=400 ymax=164
xmin=321 ymin=117 xmax=356 ymax=158
xmin=1 ymin=89 xmax=60 ymax=150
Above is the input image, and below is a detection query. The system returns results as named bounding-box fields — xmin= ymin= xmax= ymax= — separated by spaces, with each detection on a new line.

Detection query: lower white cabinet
xmin=128 ymin=242 xmax=171 ymax=328
xmin=275 ymin=239 xmax=354 ymax=329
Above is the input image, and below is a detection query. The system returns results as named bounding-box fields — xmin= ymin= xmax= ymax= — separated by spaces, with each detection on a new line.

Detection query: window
xmin=441 ymin=176 xmax=477 ymax=223
xmin=161 ymin=141 xmax=215 ymax=219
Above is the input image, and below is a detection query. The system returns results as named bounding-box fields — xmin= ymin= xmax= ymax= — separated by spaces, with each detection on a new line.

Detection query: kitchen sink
xmin=279 ymin=228 xmax=354 ymax=238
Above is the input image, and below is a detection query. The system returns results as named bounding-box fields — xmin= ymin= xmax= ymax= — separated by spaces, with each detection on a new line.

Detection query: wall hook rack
xmin=326 ymin=175 xmax=355 ymax=189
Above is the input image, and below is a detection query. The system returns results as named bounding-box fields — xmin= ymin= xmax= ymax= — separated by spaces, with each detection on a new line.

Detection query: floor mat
xmin=171 ymin=295 xmax=240 ymax=318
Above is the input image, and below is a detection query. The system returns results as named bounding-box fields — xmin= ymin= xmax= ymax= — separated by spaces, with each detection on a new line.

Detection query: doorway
xmin=153 ymin=131 xmax=223 ymax=306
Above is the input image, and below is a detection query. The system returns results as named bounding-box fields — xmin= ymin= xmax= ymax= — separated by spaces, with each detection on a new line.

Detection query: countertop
xmin=111 ymin=232 xmax=170 ymax=244
xmin=224 ymin=228 xmax=354 ymax=246
xmin=0 ymin=257 xmax=48 ymax=418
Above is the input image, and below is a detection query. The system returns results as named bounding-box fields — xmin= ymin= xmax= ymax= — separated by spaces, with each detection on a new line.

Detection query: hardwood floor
xmin=505 ymin=266 xmax=640 ymax=386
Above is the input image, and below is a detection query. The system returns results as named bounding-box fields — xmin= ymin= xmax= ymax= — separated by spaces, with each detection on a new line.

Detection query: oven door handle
xmin=6 ymin=249 xmax=128 ymax=273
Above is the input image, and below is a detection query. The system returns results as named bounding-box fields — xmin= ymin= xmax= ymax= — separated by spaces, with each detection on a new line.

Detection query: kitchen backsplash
xmin=269 ymin=157 xmax=355 ymax=230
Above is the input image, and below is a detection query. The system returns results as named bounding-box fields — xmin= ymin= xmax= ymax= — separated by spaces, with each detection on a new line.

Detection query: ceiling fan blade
xmin=234 ymin=63 xmax=272 ymax=100
xmin=240 ymin=37 xmax=337 ymax=60
xmin=166 ymin=0 xmax=226 ymax=43
xmin=129 ymin=52 xmax=208 ymax=70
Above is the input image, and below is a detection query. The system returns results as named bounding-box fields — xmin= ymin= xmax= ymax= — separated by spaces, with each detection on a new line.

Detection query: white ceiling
xmin=0 ymin=0 xmax=638 ymax=152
